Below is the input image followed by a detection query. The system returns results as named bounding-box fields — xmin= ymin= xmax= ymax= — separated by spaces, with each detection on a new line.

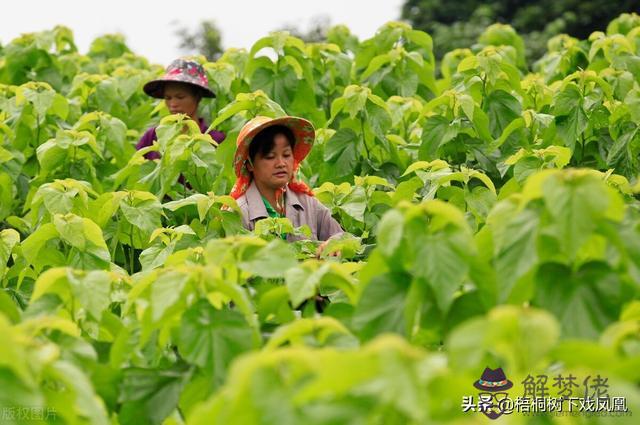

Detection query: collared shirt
xmin=236 ymin=181 xmax=343 ymax=242
xmin=135 ymin=117 xmax=225 ymax=160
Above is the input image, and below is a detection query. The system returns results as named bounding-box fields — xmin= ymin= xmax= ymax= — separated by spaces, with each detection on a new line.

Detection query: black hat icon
xmin=474 ymin=367 xmax=513 ymax=392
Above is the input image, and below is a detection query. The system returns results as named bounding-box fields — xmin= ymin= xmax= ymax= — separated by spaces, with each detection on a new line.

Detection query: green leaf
xmin=365 ymin=101 xmax=391 ymax=141
xmin=285 ymin=264 xmax=320 ymax=308
xmin=119 ymin=192 xmax=163 ymax=235
xmin=352 ymin=272 xmax=410 ymax=340
xmin=0 ymin=290 xmax=21 ymax=323
xmin=483 ymin=89 xmax=522 ymax=138
xmin=265 ymin=317 xmax=352 ymax=349
xmin=418 ymin=115 xmax=458 ymax=160
xmin=150 ymin=270 xmax=190 ymax=323
xmin=488 ymin=204 xmax=540 ymax=302
xmin=21 ymin=223 xmax=64 ymax=271
xmin=178 ymin=300 xmax=255 ymax=383
xmin=553 ymin=83 xmax=588 ymax=150
xmin=448 ymin=305 xmax=560 ymax=373
xmin=238 ymin=239 xmax=297 ymax=278
xmin=413 ymin=232 xmax=469 ymax=312
xmin=534 ymin=262 xmax=623 ymax=339
xmin=139 ymin=241 xmax=177 ymax=271
xmin=48 ymin=360 xmax=110 ymax=425
xmin=0 ymin=172 xmax=14 ymax=222
xmin=339 ymin=185 xmax=367 ymax=223
xmin=53 ymin=214 xmax=110 ymax=264
xmin=0 ymin=229 xmax=20 ymax=281
xmin=118 ymin=366 xmax=190 ymax=425
xmin=67 ymin=270 xmax=111 ymax=320
xmin=322 ymin=128 xmax=359 ymax=181
xmin=490 ymin=117 xmax=525 ymax=150
xmin=376 ymin=209 xmax=404 ymax=258
xmin=542 ymin=172 xmax=613 ymax=260
xmin=257 ymin=286 xmax=295 ymax=324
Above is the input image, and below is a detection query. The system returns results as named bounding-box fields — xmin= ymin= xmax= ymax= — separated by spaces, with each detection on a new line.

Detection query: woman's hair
xmin=249 ymin=125 xmax=296 ymax=162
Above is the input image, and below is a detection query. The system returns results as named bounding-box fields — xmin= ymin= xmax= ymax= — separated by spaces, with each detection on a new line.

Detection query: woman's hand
xmin=316 ymin=240 xmax=341 ymax=259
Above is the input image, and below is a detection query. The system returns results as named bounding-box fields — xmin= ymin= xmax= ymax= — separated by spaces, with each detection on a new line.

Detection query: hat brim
xmin=143 ymin=79 xmax=216 ymax=99
xmin=473 ymin=380 xmax=513 ymax=392
xmin=233 ymin=116 xmax=315 ymax=179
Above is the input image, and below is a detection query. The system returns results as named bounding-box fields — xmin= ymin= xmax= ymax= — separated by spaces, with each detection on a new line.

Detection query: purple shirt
xmin=135 ymin=117 xmax=226 ymax=160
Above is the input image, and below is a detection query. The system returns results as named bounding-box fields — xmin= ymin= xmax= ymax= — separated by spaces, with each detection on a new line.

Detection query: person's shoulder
xmin=235 ymin=194 xmax=249 ymax=209
xmin=198 ymin=118 xmax=226 ymax=143
xmin=136 ymin=126 xmax=158 ymax=149
xmin=297 ymin=192 xmax=329 ymax=212
xmin=142 ymin=126 xmax=158 ymax=138
xmin=208 ymin=129 xmax=226 ymax=143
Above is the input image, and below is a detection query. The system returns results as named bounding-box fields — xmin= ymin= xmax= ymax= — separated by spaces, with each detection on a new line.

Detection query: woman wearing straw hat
xmin=136 ymin=58 xmax=225 ymax=159
xmin=230 ymin=116 xmax=343 ymax=254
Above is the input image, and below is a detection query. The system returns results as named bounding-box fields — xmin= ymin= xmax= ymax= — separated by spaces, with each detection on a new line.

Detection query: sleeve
xmin=208 ymin=129 xmax=226 ymax=144
xmin=136 ymin=127 xmax=161 ymax=160
xmin=315 ymin=198 xmax=344 ymax=241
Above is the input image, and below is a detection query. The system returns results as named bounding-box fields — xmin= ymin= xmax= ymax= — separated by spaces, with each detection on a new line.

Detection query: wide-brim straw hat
xmin=143 ymin=58 xmax=215 ymax=99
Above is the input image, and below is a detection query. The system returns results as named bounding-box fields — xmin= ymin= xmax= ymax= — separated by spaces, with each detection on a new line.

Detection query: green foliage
xmin=1 ymin=14 xmax=640 ymax=424
xmin=402 ymin=0 xmax=640 ymax=62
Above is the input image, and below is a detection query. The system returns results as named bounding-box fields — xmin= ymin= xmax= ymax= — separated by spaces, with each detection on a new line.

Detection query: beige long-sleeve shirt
xmin=236 ymin=181 xmax=343 ymax=242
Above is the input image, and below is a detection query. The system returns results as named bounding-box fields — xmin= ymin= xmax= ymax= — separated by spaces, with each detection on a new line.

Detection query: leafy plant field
xmin=1 ymin=13 xmax=640 ymax=424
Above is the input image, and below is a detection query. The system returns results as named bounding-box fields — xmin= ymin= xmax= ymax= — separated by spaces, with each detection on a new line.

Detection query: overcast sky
xmin=1 ymin=0 xmax=404 ymax=65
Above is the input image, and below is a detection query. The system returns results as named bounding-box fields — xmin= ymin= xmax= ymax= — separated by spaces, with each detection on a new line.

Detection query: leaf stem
xmin=360 ymin=114 xmax=371 ymax=161
xmin=129 ymin=226 xmax=135 ymax=275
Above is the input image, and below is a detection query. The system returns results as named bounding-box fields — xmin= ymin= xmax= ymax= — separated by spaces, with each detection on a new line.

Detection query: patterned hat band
xmin=477 ymin=379 xmax=508 ymax=387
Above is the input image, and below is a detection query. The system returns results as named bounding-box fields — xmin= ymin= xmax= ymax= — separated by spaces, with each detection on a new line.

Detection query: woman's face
xmin=163 ymin=82 xmax=199 ymax=119
xmin=250 ymin=133 xmax=294 ymax=191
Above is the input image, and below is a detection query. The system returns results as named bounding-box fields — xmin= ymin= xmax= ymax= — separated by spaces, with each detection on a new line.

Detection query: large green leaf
xmin=483 ymin=89 xmax=522 ymax=138
xmin=534 ymin=262 xmax=624 ymax=339
xmin=447 ymin=305 xmax=560 ymax=373
xmin=67 ymin=270 xmax=111 ymax=320
xmin=488 ymin=204 xmax=540 ymax=302
xmin=238 ymin=239 xmax=297 ymax=278
xmin=418 ymin=115 xmax=458 ymax=160
xmin=178 ymin=300 xmax=255 ymax=384
xmin=119 ymin=192 xmax=163 ymax=235
xmin=53 ymin=213 xmax=110 ymax=264
xmin=149 ymin=269 xmax=190 ymax=323
xmin=541 ymin=172 xmax=614 ymax=260
xmin=118 ymin=366 xmax=190 ymax=425
xmin=0 ymin=229 xmax=20 ymax=281
xmin=322 ymin=128 xmax=359 ymax=182
xmin=351 ymin=272 xmax=410 ymax=340
xmin=553 ymin=83 xmax=588 ymax=150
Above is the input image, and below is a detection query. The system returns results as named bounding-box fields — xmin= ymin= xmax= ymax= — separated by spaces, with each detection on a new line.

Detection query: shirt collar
xmin=285 ymin=187 xmax=304 ymax=211
xmin=246 ymin=181 xmax=305 ymax=221
xmin=246 ymin=181 xmax=268 ymax=221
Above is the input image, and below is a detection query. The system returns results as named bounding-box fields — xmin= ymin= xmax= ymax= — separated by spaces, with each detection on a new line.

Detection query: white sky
xmin=1 ymin=0 xmax=404 ymax=65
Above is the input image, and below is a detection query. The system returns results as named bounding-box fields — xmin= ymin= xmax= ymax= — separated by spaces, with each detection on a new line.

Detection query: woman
xmin=230 ymin=116 xmax=343 ymax=253
xmin=136 ymin=58 xmax=225 ymax=159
